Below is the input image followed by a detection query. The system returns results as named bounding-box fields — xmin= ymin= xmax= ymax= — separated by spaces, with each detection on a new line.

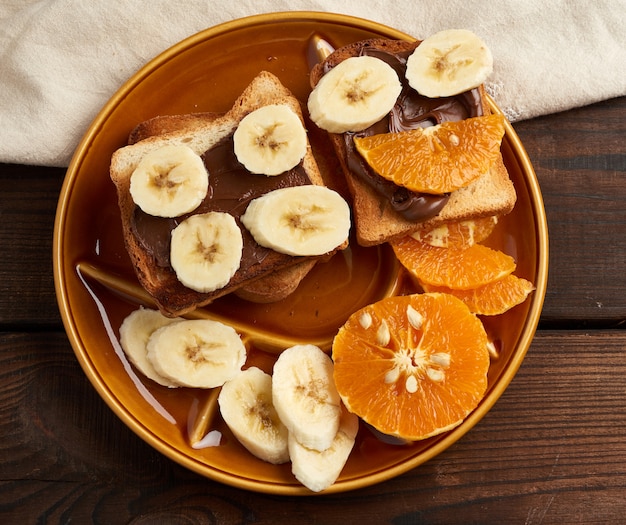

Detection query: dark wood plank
xmin=0 ymin=164 xmax=66 ymax=328
xmin=514 ymin=96 xmax=626 ymax=326
xmin=2 ymin=330 xmax=625 ymax=524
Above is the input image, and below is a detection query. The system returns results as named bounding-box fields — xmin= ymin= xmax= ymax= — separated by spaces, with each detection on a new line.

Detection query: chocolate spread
xmin=329 ymin=44 xmax=484 ymax=222
xmin=131 ymin=136 xmax=310 ymax=268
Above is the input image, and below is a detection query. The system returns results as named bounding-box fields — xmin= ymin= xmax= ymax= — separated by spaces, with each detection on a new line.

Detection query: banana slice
xmin=289 ymin=405 xmax=359 ymax=492
xmin=240 ymin=185 xmax=350 ymax=256
xmin=272 ymin=344 xmax=341 ymax=452
xmin=130 ymin=144 xmax=208 ymax=218
xmin=218 ymin=367 xmax=290 ymax=464
xmin=146 ymin=319 xmax=246 ymax=389
xmin=118 ymin=307 xmax=182 ymax=387
xmin=233 ymin=104 xmax=307 ymax=176
xmin=170 ymin=211 xmax=243 ymax=293
xmin=307 ymin=55 xmax=402 ymax=133
xmin=405 ymin=29 xmax=493 ymax=98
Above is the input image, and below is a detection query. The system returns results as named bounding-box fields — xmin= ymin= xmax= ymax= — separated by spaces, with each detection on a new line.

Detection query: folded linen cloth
xmin=1 ymin=0 xmax=624 ymax=167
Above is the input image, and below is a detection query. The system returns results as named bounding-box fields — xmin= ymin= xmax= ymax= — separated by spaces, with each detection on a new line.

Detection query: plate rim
xmin=53 ymin=11 xmax=549 ymax=495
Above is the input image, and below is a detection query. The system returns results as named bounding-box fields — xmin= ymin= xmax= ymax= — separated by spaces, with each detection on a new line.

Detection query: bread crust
xmin=110 ymin=71 xmax=339 ymax=316
xmin=310 ymin=39 xmax=516 ymax=246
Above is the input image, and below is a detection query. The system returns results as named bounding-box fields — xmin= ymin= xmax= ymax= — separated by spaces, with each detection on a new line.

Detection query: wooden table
xmin=2 ymin=95 xmax=625 ymax=524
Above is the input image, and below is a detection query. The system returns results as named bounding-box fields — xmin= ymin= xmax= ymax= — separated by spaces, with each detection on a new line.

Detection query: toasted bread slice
xmin=126 ymin=110 xmax=319 ymax=304
xmin=110 ymin=71 xmax=342 ymax=316
xmin=310 ymin=38 xmax=516 ymax=246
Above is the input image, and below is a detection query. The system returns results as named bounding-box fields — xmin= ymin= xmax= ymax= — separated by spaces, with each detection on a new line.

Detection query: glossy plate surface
xmin=53 ymin=12 xmax=548 ymax=495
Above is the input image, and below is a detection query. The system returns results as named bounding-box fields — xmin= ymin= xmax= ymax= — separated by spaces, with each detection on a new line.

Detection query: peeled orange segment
xmin=353 ymin=113 xmax=505 ymax=194
xmin=411 ymin=216 xmax=499 ymax=248
xmin=332 ymin=293 xmax=490 ymax=441
xmin=391 ymin=236 xmax=516 ymax=290
xmin=421 ymin=274 xmax=535 ymax=316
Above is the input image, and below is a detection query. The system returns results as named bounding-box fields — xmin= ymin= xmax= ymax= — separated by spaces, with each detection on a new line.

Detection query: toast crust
xmin=110 ymin=72 xmax=340 ymax=316
xmin=310 ymin=39 xmax=516 ymax=246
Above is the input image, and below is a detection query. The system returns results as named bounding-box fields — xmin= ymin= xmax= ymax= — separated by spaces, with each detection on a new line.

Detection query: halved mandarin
xmin=353 ymin=113 xmax=505 ymax=194
xmin=411 ymin=216 xmax=499 ymax=248
xmin=391 ymin=236 xmax=516 ymax=290
xmin=332 ymin=293 xmax=490 ymax=441
xmin=422 ymin=274 xmax=535 ymax=316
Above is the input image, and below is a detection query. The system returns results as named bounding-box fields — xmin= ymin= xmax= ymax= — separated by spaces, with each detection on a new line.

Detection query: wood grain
xmin=0 ymin=164 xmax=65 ymax=327
xmin=1 ymin=96 xmax=626 ymax=523
xmin=514 ymin=96 xmax=626 ymax=326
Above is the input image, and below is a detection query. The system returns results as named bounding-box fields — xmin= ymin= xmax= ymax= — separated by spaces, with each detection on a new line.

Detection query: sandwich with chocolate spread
xmin=308 ymin=30 xmax=516 ymax=247
xmin=110 ymin=71 xmax=351 ymax=317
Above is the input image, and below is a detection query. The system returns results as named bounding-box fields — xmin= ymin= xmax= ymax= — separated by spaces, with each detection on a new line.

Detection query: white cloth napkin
xmin=1 ymin=0 xmax=625 ymax=167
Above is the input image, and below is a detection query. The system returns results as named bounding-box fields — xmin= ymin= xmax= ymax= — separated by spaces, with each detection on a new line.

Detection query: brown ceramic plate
xmin=53 ymin=12 xmax=548 ymax=495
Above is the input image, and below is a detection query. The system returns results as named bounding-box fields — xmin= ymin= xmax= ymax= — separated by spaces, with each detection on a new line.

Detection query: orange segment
xmin=422 ymin=275 xmax=535 ymax=316
xmin=353 ymin=113 xmax=505 ymax=194
xmin=332 ymin=293 xmax=490 ymax=441
xmin=391 ymin=236 xmax=516 ymax=290
xmin=411 ymin=216 xmax=499 ymax=248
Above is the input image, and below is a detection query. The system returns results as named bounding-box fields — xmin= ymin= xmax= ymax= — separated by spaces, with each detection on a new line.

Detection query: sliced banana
xmin=272 ymin=344 xmax=341 ymax=452
xmin=233 ymin=104 xmax=307 ymax=176
xmin=308 ymin=55 xmax=402 ymax=133
xmin=118 ymin=307 xmax=182 ymax=387
xmin=240 ymin=185 xmax=350 ymax=256
xmin=170 ymin=211 xmax=243 ymax=293
xmin=218 ymin=367 xmax=290 ymax=465
xmin=129 ymin=144 xmax=208 ymax=218
xmin=289 ymin=405 xmax=359 ymax=492
xmin=146 ymin=319 xmax=246 ymax=389
xmin=405 ymin=29 xmax=493 ymax=98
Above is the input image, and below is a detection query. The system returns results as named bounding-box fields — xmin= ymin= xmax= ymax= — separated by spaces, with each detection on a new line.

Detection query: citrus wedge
xmin=411 ymin=216 xmax=499 ymax=248
xmin=353 ymin=114 xmax=505 ymax=194
xmin=421 ymin=274 xmax=535 ymax=316
xmin=391 ymin=236 xmax=516 ymax=290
